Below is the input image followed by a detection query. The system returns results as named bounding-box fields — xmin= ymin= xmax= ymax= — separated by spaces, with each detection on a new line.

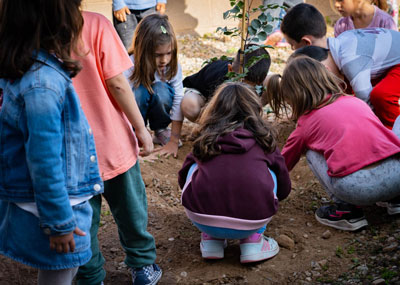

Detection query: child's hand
xmin=136 ymin=127 xmax=154 ymax=156
xmin=156 ymin=3 xmax=166 ymax=14
xmin=113 ymin=6 xmax=131 ymax=22
xmin=153 ymin=140 xmax=179 ymax=158
xmin=49 ymin=227 xmax=86 ymax=253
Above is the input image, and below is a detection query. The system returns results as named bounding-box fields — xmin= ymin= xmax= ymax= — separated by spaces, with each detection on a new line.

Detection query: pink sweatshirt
xmin=282 ymin=96 xmax=400 ymax=177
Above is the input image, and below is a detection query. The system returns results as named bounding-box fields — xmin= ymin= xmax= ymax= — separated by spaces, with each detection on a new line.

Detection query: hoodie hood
xmin=217 ymin=128 xmax=256 ymax=154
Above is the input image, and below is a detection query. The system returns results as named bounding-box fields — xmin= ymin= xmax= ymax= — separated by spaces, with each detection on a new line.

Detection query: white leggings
xmin=306 ymin=116 xmax=400 ymax=206
xmin=38 ymin=267 xmax=78 ymax=285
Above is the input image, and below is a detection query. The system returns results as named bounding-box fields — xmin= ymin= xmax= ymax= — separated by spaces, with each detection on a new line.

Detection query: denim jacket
xmin=0 ymin=50 xmax=103 ymax=235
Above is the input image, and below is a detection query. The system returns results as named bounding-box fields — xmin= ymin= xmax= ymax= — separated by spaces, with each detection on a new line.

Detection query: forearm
xmin=106 ymin=73 xmax=147 ymax=132
xmin=170 ymin=120 xmax=183 ymax=144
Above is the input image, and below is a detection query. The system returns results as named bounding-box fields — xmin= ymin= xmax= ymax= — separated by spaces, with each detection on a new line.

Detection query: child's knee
xmin=181 ymin=91 xmax=204 ymax=122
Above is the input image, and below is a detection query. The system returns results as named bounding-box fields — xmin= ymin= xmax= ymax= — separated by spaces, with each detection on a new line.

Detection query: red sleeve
xmin=281 ymin=123 xmax=307 ymax=171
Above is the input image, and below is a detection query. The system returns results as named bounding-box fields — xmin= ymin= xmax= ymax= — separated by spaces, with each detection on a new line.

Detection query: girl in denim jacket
xmin=0 ymin=0 xmax=103 ymax=284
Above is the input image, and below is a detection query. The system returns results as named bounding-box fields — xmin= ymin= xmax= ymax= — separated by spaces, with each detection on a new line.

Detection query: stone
xmin=276 ymin=234 xmax=295 ymax=250
xmin=322 ymin=230 xmax=332 ymax=239
xmin=372 ymin=278 xmax=386 ymax=285
xmin=383 ymin=242 xmax=398 ymax=252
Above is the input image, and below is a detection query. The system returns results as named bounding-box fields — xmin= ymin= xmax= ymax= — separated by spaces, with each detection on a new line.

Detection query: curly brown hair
xmin=191 ymin=82 xmax=276 ymax=161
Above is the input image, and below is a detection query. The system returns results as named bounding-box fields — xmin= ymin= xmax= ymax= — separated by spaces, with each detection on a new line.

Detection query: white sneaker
xmin=376 ymin=202 xmax=400 ymax=215
xmin=200 ymin=233 xmax=227 ymax=259
xmin=240 ymin=235 xmax=279 ymax=263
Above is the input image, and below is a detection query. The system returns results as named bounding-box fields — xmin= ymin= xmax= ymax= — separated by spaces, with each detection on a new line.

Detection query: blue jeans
xmin=113 ymin=7 xmax=156 ymax=50
xmin=134 ymin=82 xmax=174 ymax=131
xmin=188 ymin=164 xmax=277 ymax=239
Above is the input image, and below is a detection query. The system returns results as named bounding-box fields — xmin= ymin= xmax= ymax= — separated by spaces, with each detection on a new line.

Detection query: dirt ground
xmin=1 ymin=33 xmax=400 ymax=284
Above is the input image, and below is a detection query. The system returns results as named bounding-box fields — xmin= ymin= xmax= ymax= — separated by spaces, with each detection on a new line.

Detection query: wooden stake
xmin=239 ymin=0 xmax=247 ymax=75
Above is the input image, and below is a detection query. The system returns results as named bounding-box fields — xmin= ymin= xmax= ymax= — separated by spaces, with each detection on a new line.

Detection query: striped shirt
xmin=328 ymin=28 xmax=400 ymax=104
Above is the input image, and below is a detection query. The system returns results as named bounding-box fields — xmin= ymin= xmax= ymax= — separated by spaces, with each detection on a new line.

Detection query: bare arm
xmin=105 ymin=73 xmax=153 ymax=156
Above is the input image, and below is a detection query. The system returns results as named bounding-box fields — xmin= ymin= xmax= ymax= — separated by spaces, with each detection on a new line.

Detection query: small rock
xmin=180 ymin=271 xmax=187 ymax=277
xmin=306 ymin=222 xmax=313 ymax=227
xmin=387 ymin=237 xmax=396 ymax=242
xmin=276 ymin=234 xmax=295 ymax=250
xmin=110 ymin=247 xmax=119 ymax=253
xmin=372 ymin=278 xmax=386 ymax=285
xmin=305 ymin=271 xmax=312 ymax=277
xmin=306 ymin=277 xmax=312 ymax=282
xmin=383 ymin=242 xmax=398 ymax=252
xmin=318 ymin=259 xmax=328 ymax=268
xmin=356 ymin=265 xmax=368 ymax=276
xmin=168 ymin=237 xmax=175 ymax=241
xmin=322 ymin=230 xmax=332 ymax=239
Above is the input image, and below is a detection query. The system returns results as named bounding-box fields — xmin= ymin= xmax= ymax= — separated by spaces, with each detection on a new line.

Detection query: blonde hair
xmin=128 ymin=13 xmax=178 ymax=94
xmin=192 ymin=82 xmax=276 ymax=161
xmin=265 ymin=56 xmax=344 ymax=120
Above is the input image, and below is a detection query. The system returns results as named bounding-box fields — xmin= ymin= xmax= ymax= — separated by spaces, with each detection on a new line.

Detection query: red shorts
xmin=370 ymin=64 xmax=400 ymax=129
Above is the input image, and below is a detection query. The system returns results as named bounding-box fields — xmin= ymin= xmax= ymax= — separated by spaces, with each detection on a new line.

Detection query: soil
xmin=1 ymin=34 xmax=400 ymax=285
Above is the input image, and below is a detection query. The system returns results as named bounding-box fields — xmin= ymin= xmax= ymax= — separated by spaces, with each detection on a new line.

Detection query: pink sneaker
xmin=200 ymin=233 xmax=227 ymax=259
xmin=239 ymin=234 xmax=279 ymax=263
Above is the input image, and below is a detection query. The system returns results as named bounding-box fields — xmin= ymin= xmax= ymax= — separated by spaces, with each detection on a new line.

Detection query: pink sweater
xmin=282 ymin=96 xmax=400 ymax=177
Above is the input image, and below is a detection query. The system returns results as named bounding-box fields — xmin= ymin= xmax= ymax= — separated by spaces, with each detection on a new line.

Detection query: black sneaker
xmin=315 ymin=203 xmax=368 ymax=231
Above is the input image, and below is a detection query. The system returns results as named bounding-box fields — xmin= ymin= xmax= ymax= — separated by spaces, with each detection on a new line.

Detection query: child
xmin=265 ymin=56 xmax=400 ymax=231
xmin=281 ymin=4 xmax=400 ymax=129
xmin=112 ymin=0 xmax=167 ymax=50
xmin=126 ymin=13 xmax=183 ymax=158
xmin=334 ymin=0 xmax=397 ymax=37
xmin=292 ymin=28 xmax=400 ymax=130
xmin=280 ymin=3 xmax=328 ymax=50
xmin=178 ymin=82 xmax=291 ymax=263
xmin=0 ymin=0 xmax=103 ymax=284
xmin=72 ymin=11 xmax=161 ymax=285
xmin=181 ymin=45 xmax=271 ymax=122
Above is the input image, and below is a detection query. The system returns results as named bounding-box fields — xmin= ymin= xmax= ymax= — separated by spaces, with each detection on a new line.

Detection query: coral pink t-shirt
xmin=73 ymin=11 xmax=139 ymax=181
xmin=282 ymin=96 xmax=400 ymax=177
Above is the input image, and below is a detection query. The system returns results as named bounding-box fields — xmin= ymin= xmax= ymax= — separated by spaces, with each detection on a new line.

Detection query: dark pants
xmin=76 ymin=162 xmax=156 ymax=285
xmin=113 ymin=7 xmax=156 ymax=50
xmin=134 ymin=82 xmax=174 ymax=131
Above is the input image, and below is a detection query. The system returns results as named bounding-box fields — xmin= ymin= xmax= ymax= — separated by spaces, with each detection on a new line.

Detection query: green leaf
xmin=251 ymin=19 xmax=261 ymax=30
xmin=266 ymin=13 xmax=274 ymax=22
xmin=263 ymin=24 xmax=273 ymax=34
xmin=223 ymin=10 xmax=230 ymax=19
xmin=258 ymin=13 xmax=267 ymax=22
xmin=237 ymin=1 xmax=244 ymax=9
xmin=257 ymin=31 xmax=267 ymax=41
xmin=232 ymin=5 xmax=240 ymax=13
xmin=248 ymin=26 xmax=256 ymax=36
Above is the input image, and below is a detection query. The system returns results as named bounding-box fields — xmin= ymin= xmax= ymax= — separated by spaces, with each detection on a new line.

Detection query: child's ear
xmin=301 ymin=35 xmax=313 ymax=46
xmin=228 ymin=63 xmax=233 ymax=72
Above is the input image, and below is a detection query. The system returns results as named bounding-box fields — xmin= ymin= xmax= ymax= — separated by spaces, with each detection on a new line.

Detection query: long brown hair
xmin=192 ymin=82 xmax=276 ymax=162
xmin=265 ymin=56 xmax=344 ymax=120
xmin=129 ymin=14 xmax=178 ymax=94
xmin=0 ymin=0 xmax=83 ymax=79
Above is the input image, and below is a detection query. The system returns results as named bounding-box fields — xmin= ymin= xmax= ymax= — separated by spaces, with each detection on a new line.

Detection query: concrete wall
xmin=82 ymin=0 xmax=338 ymax=36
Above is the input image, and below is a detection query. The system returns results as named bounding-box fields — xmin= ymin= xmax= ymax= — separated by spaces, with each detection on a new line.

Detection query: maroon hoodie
xmin=178 ymin=128 xmax=291 ymax=230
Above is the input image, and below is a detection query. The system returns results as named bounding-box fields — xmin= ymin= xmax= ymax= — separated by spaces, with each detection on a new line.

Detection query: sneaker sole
xmin=240 ymin=246 xmax=279 ymax=263
xmin=376 ymin=202 xmax=400 ymax=215
xmin=315 ymin=213 xmax=368 ymax=231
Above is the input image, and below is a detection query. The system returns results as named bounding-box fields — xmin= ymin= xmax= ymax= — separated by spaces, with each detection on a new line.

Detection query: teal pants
xmin=76 ymin=162 xmax=156 ymax=285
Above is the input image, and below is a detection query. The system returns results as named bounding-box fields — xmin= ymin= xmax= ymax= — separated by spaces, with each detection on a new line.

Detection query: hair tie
xmin=161 ymin=25 xmax=167 ymax=34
